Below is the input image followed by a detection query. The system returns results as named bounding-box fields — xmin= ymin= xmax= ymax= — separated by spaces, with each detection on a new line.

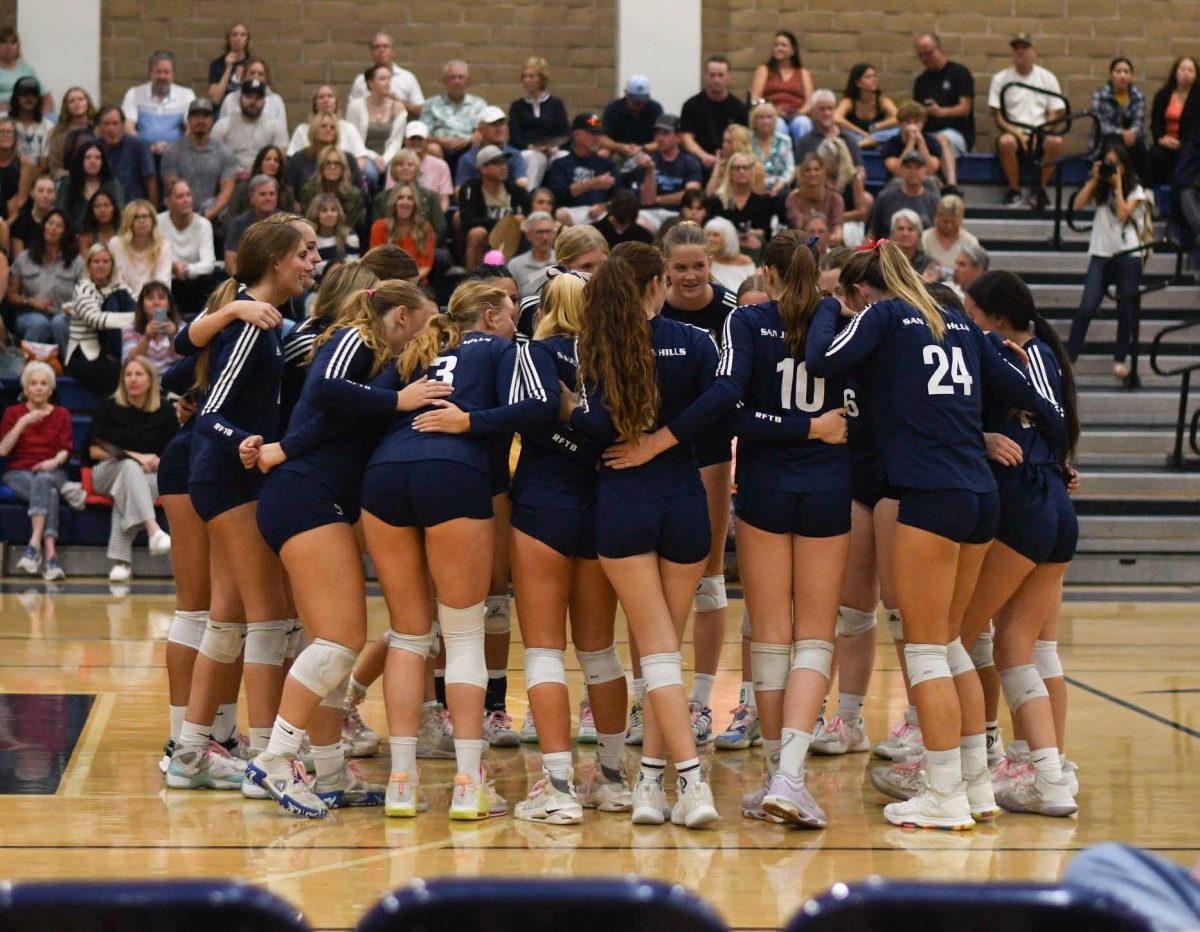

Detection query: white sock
xmin=211 ymin=702 xmax=238 ymax=743
xmin=1059 ymin=752 xmax=1069 ymax=769
xmin=265 ymin=715 xmax=303 ymax=758
xmin=1032 ymin=746 xmax=1064 ymax=783
xmin=348 ymin=676 xmax=368 ymax=701
xmin=837 ymin=692 xmax=865 ymax=723
xmin=179 ymin=720 xmax=210 ymax=753
xmin=779 ymin=727 xmax=812 ymax=780
xmin=960 ymin=733 xmax=987 ymax=780
xmin=455 ymin=737 xmax=485 ymax=780
xmin=690 ymin=673 xmax=715 ymax=707
xmin=248 ymin=727 xmax=273 ymax=752
xmin=924 ymin=747 xmax=962 ymax=795
xmin=633 ymin=678 xmax=645 ymax=705
xmin=740 ymin=681 xmax=756 ymax=710
xmin=542 ymin=750 xmax=573 ymax=791
xmin=676 ymin=756 xmax=701 ymax=792
xmin=597 ymin=731 xmax=624 ymax=778
xmin=638 ymin=756 xmax=666 ymax=786
xmin=389 ymin=736 xmax=418 ymax=776
xmin=169 ymin=705 xmax=186 ymax=742
xmin=762 ymin=737 xmax=781 ymax=776
xmin=310 ymin=742 xmax=343 ymax=782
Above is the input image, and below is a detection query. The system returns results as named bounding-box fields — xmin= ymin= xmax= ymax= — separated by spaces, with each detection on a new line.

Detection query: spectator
xmin=785 ymin=150 xmax=844 ymax=244
xmin=207 ymin=21 xmax=251 ymax=107
xmin=817 ymin=136 xmax=873 ymax=233
xmin=217 ymin=59 xmax=287 ymax=128
xmin=704 ymin=215 xmax=756 ymax=291
xmin=368 ymin=182 xmax=435 ymax=282
xmin=530 ymin=185 xmax=555 ymax=214
xmin=921 ymin=193 xmax=980 ymax=269
xmin=1067 ymin=141 xmax=1149 ymax=378
xmin=705 ymin=124 xmax=767 ymax=198
xmin=508 ymin=210 xmax=557 ymax=298
xmin=372 ymin=149 xmax=445 ymax=239
xmin=880 ymin=99 xmax=955 ymax=188
xmin=96 ymin=106 xmax=157 ymax=205
xmin=160 ymin=98 xmax=238 ymax=223
xmin=1064 ymin=843 xmax=1200 ymax=932
xmin=0 ymin=114 xmax=33 ymax=220
xmin=508 ymin=57 xmax=570 ymax=189
xmin=85 ymin=353 xmax=176 ymax=583
xmin=402 ymin=121 xmax=453 ymax=210
xmin=455 ymin=106 xmax=530 ymax=189
xmin=889 ymin=208 xmax=936 ymax=277
xmin=952 ymin=241 xmax=989 ymax=292
xmin=0 ymin=27 xmax=50 ymax=113
xmin=44 ymin=87 xmax=97 ymax=180
xmin=1150 ymin=56 xmax=1199 ymax=187
xmin=122 ymin=51 xmax=195 ymax=154
xmin=78 ymin=190 xmax=119 ymax=253
xmin=681 ymin=57 xmax=749 ymax=171
xmin=547 ymin=113 xmax=622 ymax=224
xmin=457 ymin=143 xmax=531 ymax=269
xmin=834 ymin=63 xmax=899 ymax=146
xmin=348 ymin=32 xmax=425 ymax=120
xmin=641 ymin=114 xmax=703 ymax=230
xmin=346 ymin=64 xmax=408 ymax=186
xmin=749 ymin=102 xmax=795 ymax=197
xmin=305 ymin=192 xmax=360 ymax=281
xmin=422 ymin=59 xmax=486 ymax=166
xmin=228 ymin=144 xmax=298 ymax=216
xmin=157 ymin=179 xmax=216 ymax=316
xmin=285 ymin=112 xmax=363 ymax=196
xmin=55 ymin=141 xmax=124 ymax=233
xmin=601 ymin=75 xmax=664 ymax=159
xmin=1091 ymin=57 xmax=1152 ymax=185
xmin=10 ymin=77 xmax=52 ymax=164
xmin=286 ymin=85 xmax=369 ymax=180
xmin=12 ymin=174 xmax=56 ymax=256
xmin=679 ymin=187 xmax=711 ymax=225
xmin=591 ymin=189 xmax=653 ymax=248
xmin=868 ymin=148 xmax=939 ymax=238
xmin=0 ymin=362 xmax=86 ymax=581
xmin=120 ymin=281 xmax=181 ymax=376
xmin=714 ymin=151 xmax=777 ymax=255
xmin=797 ymin=87 xmax=870 ymax=196
xmin=749 ymin=30 xmax=814 ymax=143
xmin=300 ymin=146 xmax=364 ymax=230
xmin=989 ymin=32 xmax=1065 ymax=209
xmin=65 ymin=242 xmax=135 ymax=395
xmin=913 ymin=32 xmax=976 ymax=166
xmin=211 ymin=79 xmax=288 ymax=173
xmin=802 ymin=211 xmax=832 ymax=256
xmin=8 ymin=209 xmax=82 ymax=355
xmin=109 ymin=200 xmax=173 ymax=299
xmin=514 ymin=223 xmax=609 ymax=337
xmin=223 ymin=174 xmax=278 ymax=274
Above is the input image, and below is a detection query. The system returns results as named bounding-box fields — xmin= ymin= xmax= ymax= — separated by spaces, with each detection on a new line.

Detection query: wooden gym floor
xmin=0 ymin=581 xmax=1197 ymax=931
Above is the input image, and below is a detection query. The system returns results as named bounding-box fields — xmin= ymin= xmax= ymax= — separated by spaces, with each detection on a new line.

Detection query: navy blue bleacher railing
xmin=1149 ymin=313 xmax=1200 ymax=470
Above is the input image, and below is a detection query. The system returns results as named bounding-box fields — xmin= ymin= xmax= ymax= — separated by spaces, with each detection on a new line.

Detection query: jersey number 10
xmin=923 ymin=345 xmax=973 ymax=396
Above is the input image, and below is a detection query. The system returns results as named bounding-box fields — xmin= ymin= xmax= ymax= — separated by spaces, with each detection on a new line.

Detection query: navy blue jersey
xmin=279 ymin=316 xmax=331 ymax=432
xmin=571 ymin=314 xmax=719 ymax=503
xmin=983 ymin=333 xmax=1068 ymax=471
xmin=511 ymin=333 xmax=602 ymax=509
xmin=369 ymin=333 xmax=557 ymax=473
xmin=159 ymin=354 xmax=199 ymax=466
xmin=806 ymin=298 xmax=1065 ymax=494
xmin=661 ymin=283 xmax=739 ymax=338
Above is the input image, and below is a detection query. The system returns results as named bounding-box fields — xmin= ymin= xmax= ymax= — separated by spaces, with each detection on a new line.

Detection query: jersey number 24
xmin=923 ymin=345 xmax=973 ymax=396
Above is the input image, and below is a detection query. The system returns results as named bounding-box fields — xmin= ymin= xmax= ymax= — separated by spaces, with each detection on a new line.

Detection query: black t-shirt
xmin=602 ymin=97 xmax=664 ymax=147
xmin=85 ymin=397 xmax=178 ymax=464
xmin=913 ymin=61 xmax=975 ymax=150
xmin=680 ymin=92 xmax=748 ymax=155
xmin=878 ymin=132 xmax=944 ymax=170
xmin=718 ymin=191 xmax=778 ymax=237
xmin=10 ymin=205 xmax=43 ymax=248
xmin=590 ymin=216 xmax=653 ymax=249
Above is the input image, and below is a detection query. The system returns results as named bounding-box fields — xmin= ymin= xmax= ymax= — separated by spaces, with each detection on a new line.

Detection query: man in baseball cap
xmin=454 ymin=104 xmax=530 ymax=189
xmin=601 ymin=74 xmax=664 ymax=160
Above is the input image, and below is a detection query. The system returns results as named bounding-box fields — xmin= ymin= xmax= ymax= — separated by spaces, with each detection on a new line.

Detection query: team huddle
xmin=158 ymin=211 xmax=1080 ymax=833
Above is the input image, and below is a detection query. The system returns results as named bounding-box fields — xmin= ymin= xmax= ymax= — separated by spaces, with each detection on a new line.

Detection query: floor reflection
xmin=0 ymin=693 xmax=94 ymax=794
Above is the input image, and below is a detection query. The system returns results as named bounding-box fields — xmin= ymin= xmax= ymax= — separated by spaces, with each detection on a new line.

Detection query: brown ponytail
xmin=762 ymin=230 xmax=821 ymax=358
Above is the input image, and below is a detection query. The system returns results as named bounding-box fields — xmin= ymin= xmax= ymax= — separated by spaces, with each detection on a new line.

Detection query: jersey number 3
xmin=923 ymin=345 xmax=973 ymax=396
xmin=430 ymin=355 xmax=458 ymax=386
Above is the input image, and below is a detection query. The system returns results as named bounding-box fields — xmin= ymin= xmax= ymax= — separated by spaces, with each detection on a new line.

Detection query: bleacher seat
xmin=0 ymin=879 xmax=308 ymax=932
xmin=862 ymin=151 xmax=1092 ymax=196
xmin=356 ymin=878 xmax=729 ymax=932
xmin=786 ymin=879 xmax=1151 ymax=932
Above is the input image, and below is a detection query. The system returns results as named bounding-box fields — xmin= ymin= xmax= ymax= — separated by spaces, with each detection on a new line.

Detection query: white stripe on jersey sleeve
xmin=201 ymin=324 xmax=260 ymax=415
xmin=717 ymin=312 xmax=736 ymax=377
xmin=515 ymin=343 xmax=548 ymax=402
xmin=1026 ymin=345 xmax=1060 ymax=407
xmin=325 ymin=328 xmax=362 ymax=379
xmin=826 ymin=307 xmax=870 ymax=356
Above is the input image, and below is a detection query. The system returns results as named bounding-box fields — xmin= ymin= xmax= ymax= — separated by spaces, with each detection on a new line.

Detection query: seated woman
xmin=299 ymin=146 xmax=364 ymax=230
xmin=121 ymin=281 xmax=182 ymax=378
xmin=85 ymin=354 xmax=176 ymax=583
xmin=706 ymin=124 xmax=766 ymax=197
xmin=818 ymin=136 xmax=872 ymax=242
xmin=77 ymin=189 xmax=120 ymax=254
xmin=371 ymin=149 xmax=445 ymax=238
xmin=44 ymin=87 xmax=97 ymax=180
xmin=679 ymin=187 xmax=711 ymax=226
xmin=66 ymin=242 xmax=136 ymax=395
xmin=921 ymin=193 xmax=981 ymax=269
xmin=749 ymin=30 xmax=814 ymax=143
xmin=703 ymin=216 xmax=756 ymax=291
xmin=287 ymin=113 xmax=364 ymax=195
xmin=833 ymin=63 xmax=899 ymax=147
xmin=8 ymin=209 xmax=83 ymax=356
xmin=286 ymin=84 xmax=369 ymax=179
xmin=227 ymin=144 xmax=298 ymax=216
xmin=368 ymin=182 xmax=436 ymax=282
xmin=1150 ymin=56 xmax=1200 ymax=186
xmin=713 ymin=151 xmax=777 ymax=257
xmin=749 ymin=101 xmax=795 ymax=198
xmin=0 ymin=362 xmax=87 ymax=581
xmin=109 ymin=200 xmax=173 ymax=299
xmin=784 ymin=150 xmax=844 ymax=244
xmin=508 ymin=56 xmax=570 ymax=189
xmin=305 ymin=192 xmax=361 ymax=282
xmin=890 ymin=208 xmax=937 ymax=279
xmin=345 ymin=64 xmax=408 ymax=187
xmin=10 ymin=77 xmax=54 ymax=165
xmin=55 ymin=141 xmax=124 ymax=233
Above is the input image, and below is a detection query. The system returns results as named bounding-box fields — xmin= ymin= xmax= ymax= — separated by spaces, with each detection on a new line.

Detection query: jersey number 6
xmin=923 ymin=345 xmax=973 ymax=396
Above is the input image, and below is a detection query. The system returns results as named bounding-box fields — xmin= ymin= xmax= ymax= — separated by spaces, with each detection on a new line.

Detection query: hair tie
xmin=367 ymin=288 xmax=376 ymax=298
xmin=856 ymin=237 xmax=888 ymax=252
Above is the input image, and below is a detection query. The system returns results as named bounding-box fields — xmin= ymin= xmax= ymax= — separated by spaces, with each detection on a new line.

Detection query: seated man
xmin=640 ymin=114 xmax=703 ymax=231
xmin=454 ymin=106 xmax=529 ymax=190
xmin=880 ymin=100 xmax=958 ymax=191
xmin=868 ymin=149 xmax=939 ymax=238
xmin=348 ymin=32 xmax=425 ymax=119
xmin=456 ymin=144 xmax=531 ymax=271
xmin=600 ymin=75 xmax=663 ymax=160
xmin=211 ymin=79 xmax=288 ymax=174
xmin=217 ymin=58 xmax=287 ymax=128
xmin=122 ymin=50 xmax=195 ymax=155
xmin=989 ymin=32 xmax=1064 ymax=209
xmin=546 ymin=113 xmax=655 ymax=225
xmin=952 ymin=241 xmax=989 ymax=294
xmin=422 ymin=59 xmax=486 ymax=167
xmin=96 ymin=106 xmax=157 ymax=205
xmin=161 ymin=98 xmax=239 ymax=224
xmin=223 ymin=174 xmax=278 ymax=275
xmin=591 ymin=189 xmax=653 ymax=248
xmin=508 ymin=211 xmax=557 ymax=299
xmin=913 ymin=33 xmax=975 ymax=172
xmin=158 ymin=179 xmax=216 ymax=316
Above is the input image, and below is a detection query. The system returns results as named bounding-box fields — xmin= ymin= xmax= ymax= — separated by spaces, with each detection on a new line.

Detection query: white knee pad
xmin=641 ymin=651 xmax=683 ymax=693
xmin=198 ymin=620 xmax=246 ymax=664
xmin=1034 ymin=640 xmax=1064 ymax=679
xmin=576 ymin=644 xmax=624 ymax=686
xmin=319 ymin=673 xmax=351 ymax=709
xmin=885 ymin=607 xmax=903 ymax=641
xmin=903 ymin=643 xmax=952 ymax=688
xmin=388 ymin=628 xmax=434 ymax=658
xmin=525 ymin=647 xmax=567 ymax=689
xmin=750 ymin=641 xmax=791 ymax=693
xmin=439 ymin=601 xmax=487 ymax=689
xmin=740 ymin=607 xmax=751 ymax=638
xmin=947 ymin=638 xmax=975 ymax=678
xmin=836 ymin=605 xmax=877 ymax=638
xmin=484 ymin=595 xmax=511 ymax=635
xmin=1000 ymin=663 xmax=1049 ymax=711
xmin=693 ymin=575 xmax=727 ymax=613
xmin=244 ymin=619 xmax=293 ymax=666
xmin=969 ymin=626 xmax=995 ymax=670
xmin=790 ymin=639 xmax=834 ymax=678
xmin=167 ymin=610 xmax=209 ymax=650
xmin=289 ymin=638 xmax=359 ymax=698
xmin=284 ymin=619 xmax=306 ymax=661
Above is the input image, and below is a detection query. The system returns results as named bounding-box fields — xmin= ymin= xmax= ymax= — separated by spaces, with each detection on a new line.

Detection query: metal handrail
xmin=1149 ymin=314 xmax=1200 ymax=469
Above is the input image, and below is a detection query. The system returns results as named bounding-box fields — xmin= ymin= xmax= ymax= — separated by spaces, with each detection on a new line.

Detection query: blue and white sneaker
xmin=165 ymin=745 xmax=244 ymax=790
xmin=246 ymin=755 xmax=328 ymax=819
xmin=16 ymin=546 xmax=40 ymax=576
xmin=41 ymin=556 xmax=65 ymax=581
xmin=714 ymin=704 xmax=762 ymax=750
xmin=689 ymin=700 xmax=714 ymax=744
xmin=316 ymin=761 xmax=386 ymax=809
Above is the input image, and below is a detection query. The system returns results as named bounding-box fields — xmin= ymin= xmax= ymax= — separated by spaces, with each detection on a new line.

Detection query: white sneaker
xmin=873 ymin=720 xmax=923 ymax=760
xmin=108 ymin=562 xmax=132 ymax=583
xmin=689 ymin=700 xmax=714 ymax=744
xmin=577 ymin=701 xmax=597 ymax=744
xmin=1062 ymin=757 xmax=1080 ymax=797
xmin=246 ymin=756 xmax=328 ymax=818
xmin=61 ymin=481 xmax=88 ymax=511
xmin=341 ymin=692 xmax=379 ymax=758
xmin=812 ymin=715 xmax=870 ymax=755
xmin=165 ymin=745 xmax=245 ymax=790
xmin=483 ymin=709 xmax=520 ymax=748
xmin=449 ymin=773 xmax=489 ymax=821
xmin=870 ymin=758 xmax=926 ymax=801
xmin=670 ymin=780 xmax=719 ymax=828
xmin=966 ymin=766 xmax=1000 ymax=821
xmin=625 ymin=701 xmax=644 ymax=746
xmin=148 ymin=529 xmax=172 ymax=556
xmin=385 ymin=770 xmax=426 ymax=818
xmin=990 ymin=746 xmax=1032 ymax=792
xmin=740 ymin=773 xmax=782 ymax=823
xmin=416 ymin=703 xmax=455 ymax=759
xmin=580 ymin=767 xmax=633 ymax=812
xmin=883 ymin=783 xmax=974 ymax=831
xmin=631 ymin=778 xmax=669 ymax=825
xmin=15 ymin=546 xmax=40 ymax=575
xmin=762 ymin=771 xmax=826 ymax=829
xmin=514 ymin=771 xmax=584 ymax=825
xmin=519 ymin=708 xmax=539 ymax=743
xmin=995 ymin=772 xmax=1077 ymax=817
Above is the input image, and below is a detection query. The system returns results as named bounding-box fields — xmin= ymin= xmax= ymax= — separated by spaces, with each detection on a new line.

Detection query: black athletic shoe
xmin=1002 ymin=188 xmax=1024 ymax=207
xmin=1030 ymin=187 xmax=1049 ymax=212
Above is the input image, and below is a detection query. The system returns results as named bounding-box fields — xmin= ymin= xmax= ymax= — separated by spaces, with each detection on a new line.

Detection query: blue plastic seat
xmin=356 ymin=878 xmax=728 ymax=932
xmin=0 ymin=880 xmax=307 ymax=932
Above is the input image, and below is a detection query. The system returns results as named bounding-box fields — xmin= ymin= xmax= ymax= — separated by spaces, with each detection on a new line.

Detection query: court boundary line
xmin=1067 ymin=676 xmax=1200 ymax=739
xmin=59 ymin=692 xmax=113 ymax=797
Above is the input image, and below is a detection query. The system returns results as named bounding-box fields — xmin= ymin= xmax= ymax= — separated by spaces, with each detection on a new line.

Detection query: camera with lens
xmin=1099 ymin=161 xmax=1117 ymax=180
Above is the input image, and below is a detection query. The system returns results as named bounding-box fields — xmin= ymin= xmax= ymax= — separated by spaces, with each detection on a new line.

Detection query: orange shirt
xmin=368 ymin=219 xmax=435 ymax=282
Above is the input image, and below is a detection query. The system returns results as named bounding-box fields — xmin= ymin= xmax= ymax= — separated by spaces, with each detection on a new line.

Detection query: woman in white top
xmin=108 ymin=199 xmax=173 ymax=299
xmin=1066 ymin=142 xmax=1148 ymax=378
xmin=703 ymin=216 xmax=756 ymax=291
xmin=345 ymin=65 xmax=407 ymax=184
xmin=287 ymin=84 xmax=368 ymax=177
xmin=65 ymin=241 xmax=135 ymax=394
xmin=921 ymin=193 xmax=981 ymax=269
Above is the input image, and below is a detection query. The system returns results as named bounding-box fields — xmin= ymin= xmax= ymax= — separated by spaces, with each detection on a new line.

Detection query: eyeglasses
xmin=133 ymin=213 xmax=153 ymax=220
xmin=730 ymin=164 xmax=752 ymax=171
xmin=321 ymin=161 xmax=342 ymax=168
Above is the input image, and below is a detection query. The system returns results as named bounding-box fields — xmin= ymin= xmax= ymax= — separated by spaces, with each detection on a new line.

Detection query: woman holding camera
xmin=122 ymin=281 xmax=182 ymax=378
xmin=1066 ymin=142 xmax=1148 ymax=380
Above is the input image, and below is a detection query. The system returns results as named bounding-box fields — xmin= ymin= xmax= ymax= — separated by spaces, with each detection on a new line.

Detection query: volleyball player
xmin=806 ymin=242 xmax=1065 ymax=829
xmin=516 ymin=226 xmax=609 ymax=342
xmin=244 ymin=281 xmax=446 ymax=818
xmin=361 ymin=280 xmax=557 ymax=820
xmin=563 ymin=242 xmax=721 ymax=829
xmin=958 ymin=269 xmax=1080 ymax=816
